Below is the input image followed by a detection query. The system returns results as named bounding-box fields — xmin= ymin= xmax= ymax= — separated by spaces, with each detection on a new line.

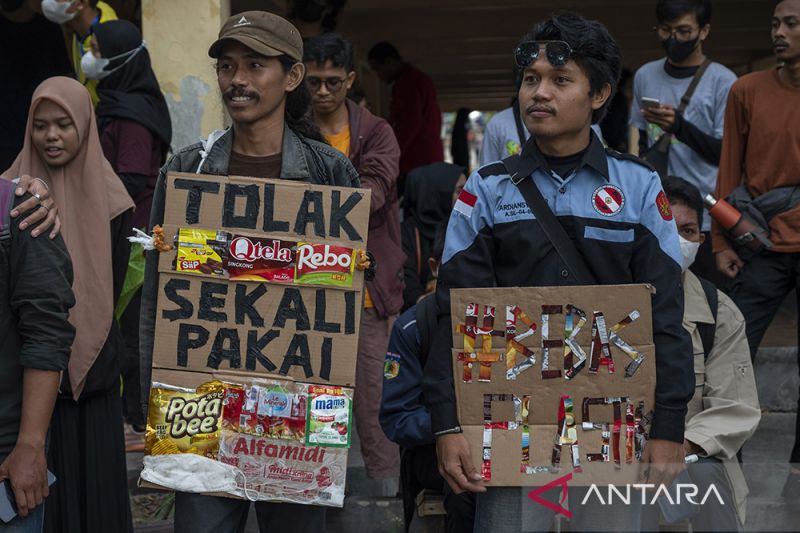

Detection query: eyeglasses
xmin=654 ymin=25 xmax=698 ymax=41
xmin=514 ymin=40 xmax=573 ymax=68
xmin=305 ymin=76 xmax=347 ymax=92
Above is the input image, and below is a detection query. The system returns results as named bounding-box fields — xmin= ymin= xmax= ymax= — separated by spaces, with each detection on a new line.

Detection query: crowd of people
xmin=0 ymin=0 xmax=798 ymax=532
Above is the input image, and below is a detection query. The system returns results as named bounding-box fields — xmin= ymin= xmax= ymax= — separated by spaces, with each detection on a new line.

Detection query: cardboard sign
xmin=152 ymin=172 xmax=371 ymax=387
xmin=449 ymin=284 xmax=657 ymax=486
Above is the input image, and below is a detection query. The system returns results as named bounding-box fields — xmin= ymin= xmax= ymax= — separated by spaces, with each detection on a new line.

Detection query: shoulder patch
xmin=383 ymin=352 xmax=401 ymax=379
xmin=605 ymin=149 xmax=657 ymax=173
xmin=655 ymin=191 xmax=673 ymax=221
xmin=478 ymin=162 xmax=507 ymax=179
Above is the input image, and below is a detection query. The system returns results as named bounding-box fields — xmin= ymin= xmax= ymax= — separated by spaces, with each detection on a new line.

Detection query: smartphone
xmin=0 ymin=471 xmax=56 ymax=523
xmin=641 ymin=97 xmax=661 ymax=108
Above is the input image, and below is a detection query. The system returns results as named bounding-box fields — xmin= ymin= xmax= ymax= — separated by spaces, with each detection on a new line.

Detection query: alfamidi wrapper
xmin=218 ymin=430 xmax=348 ymax=507
xmin=145 ymin=381 xmax=226 ymax=458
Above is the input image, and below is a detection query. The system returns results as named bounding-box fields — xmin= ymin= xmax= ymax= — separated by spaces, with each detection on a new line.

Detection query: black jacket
xmin=0 ymin=184 xmax=75 ymax=459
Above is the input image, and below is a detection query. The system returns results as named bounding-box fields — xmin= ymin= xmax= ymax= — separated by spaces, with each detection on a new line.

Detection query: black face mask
xmin=662 ymin=36 xmax=699 ymax=63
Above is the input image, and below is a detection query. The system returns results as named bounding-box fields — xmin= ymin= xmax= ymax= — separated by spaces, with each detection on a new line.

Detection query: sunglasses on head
xmin=514 ymin=40 xmax=573 ymax=68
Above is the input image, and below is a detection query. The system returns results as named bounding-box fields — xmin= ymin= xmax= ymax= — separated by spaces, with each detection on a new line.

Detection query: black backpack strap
xmin=677 ymin=59 xmax=712 ymax=115
xmin=416 ymin=294 xmax=438 ymax=368
xmin=502 ymin=154 xmax=597 ymax=284
xmin=697 ymin=277 xmax=718 ymax=360
xmin=512 ymin=100 xmax=527 ymax=147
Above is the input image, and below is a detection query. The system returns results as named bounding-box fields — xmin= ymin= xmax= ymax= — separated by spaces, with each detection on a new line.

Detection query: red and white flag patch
xmin=591 ymin=185 xmax=625 ymax=217
xmin=454 ymin=189 xmax=477 ymax=217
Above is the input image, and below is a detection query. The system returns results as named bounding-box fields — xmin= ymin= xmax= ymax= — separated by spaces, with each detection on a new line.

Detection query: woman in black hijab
xmin=92 ymin=19 xmax=171 ymax=230
xmin=89 ymin=19 xmax=171 ymax=434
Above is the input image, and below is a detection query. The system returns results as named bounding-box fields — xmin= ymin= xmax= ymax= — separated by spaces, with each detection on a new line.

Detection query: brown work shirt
xmin=714 ymin=69 xmax=800 ymax=253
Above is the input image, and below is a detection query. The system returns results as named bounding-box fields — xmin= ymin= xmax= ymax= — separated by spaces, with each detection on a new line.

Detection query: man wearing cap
xmin=138 ymin=11 xmax=358 ymax=532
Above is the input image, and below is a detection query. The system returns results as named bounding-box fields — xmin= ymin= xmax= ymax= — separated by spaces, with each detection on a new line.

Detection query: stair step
xmin=753 ymin=347 xmax=799 ymax=412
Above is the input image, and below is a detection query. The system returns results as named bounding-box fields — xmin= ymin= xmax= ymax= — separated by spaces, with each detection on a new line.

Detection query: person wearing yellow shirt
xmin=305 ymin=33 xmax=406 ymax=481
xmin=40 ymin=0 xmax=118 ymax=106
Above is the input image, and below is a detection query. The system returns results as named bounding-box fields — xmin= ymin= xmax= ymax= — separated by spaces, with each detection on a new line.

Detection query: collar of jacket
xmin=198 ymin=125 xmax=313 ymax=181
xmin=683 ymin=270 xmax=715 ymax=325
xmin=518 ymin=128 xmax=610 ymax=181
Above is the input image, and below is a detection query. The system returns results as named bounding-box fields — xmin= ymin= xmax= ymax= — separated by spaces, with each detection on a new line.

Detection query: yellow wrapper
xmin=145 ymin=380 xmax=226 ymax=458
xmin=175 ymin=228 xmax=227 ymax=276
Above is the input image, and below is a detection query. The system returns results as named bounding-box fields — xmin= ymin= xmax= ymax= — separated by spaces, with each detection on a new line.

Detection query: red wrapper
xmin=225 ymin=235 xmax=296 ymax=282
xmin=295 ymin=243 xmax=356 ymax=287
xmin=222 ymin=384 xmax=306 ymax=441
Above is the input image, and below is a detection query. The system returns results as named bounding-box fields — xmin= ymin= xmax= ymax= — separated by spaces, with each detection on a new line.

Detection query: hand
xmin=683 ymin=439 xmax=703 ymax=457
xmin=11 ymin=174 xmax=61 ymax=239
xmin=716 ymin=249 xmax=743 ymax=279
xmin=640 ymin=438 xmax=686 ymax=488
xmin=0 ymin=441 xmax=49 ymax=518
xmin=641 ymin=104 xmax=677 ymax=131
xmin=436 ymin=433 xmax=486 ymax=494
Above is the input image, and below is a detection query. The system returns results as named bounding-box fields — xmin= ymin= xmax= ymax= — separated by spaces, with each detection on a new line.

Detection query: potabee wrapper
xmin=145 ymin=380 xmax=226 ymax=458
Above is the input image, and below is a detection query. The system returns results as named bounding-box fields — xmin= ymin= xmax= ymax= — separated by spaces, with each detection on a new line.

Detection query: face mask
xmin=80 ymin=42 xmax=145 ymax=80
xmin=141 ymin=454 xmax=258 ymax=501
xmin=661 ymin=36 xmax=699 ymax=63
xmin=41 ymin=0 xmax=77 ymax=24
xmin=678 ymin=236 xmax=700 ymax=272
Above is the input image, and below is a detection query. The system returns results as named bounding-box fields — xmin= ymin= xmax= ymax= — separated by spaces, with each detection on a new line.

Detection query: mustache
xmin=526 ymin=104 xmax=556 ymax=114
xmin=223 ymin=88 xmax=258 ymax=100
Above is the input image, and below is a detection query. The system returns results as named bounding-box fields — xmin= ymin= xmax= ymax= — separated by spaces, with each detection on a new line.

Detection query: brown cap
xmin=208 ymin=11 xmax=303 ymax=62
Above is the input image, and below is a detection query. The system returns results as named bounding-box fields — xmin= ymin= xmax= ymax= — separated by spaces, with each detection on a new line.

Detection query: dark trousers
xmin=729 ymin=250 xmax=800 ymax=463
xmin=174 ymin=492 xmax=325 ymax=533
xmin=641 ymin=457 xmax=739 ymax=532
xmin=400 ymin=446 xmax=475 ymax=533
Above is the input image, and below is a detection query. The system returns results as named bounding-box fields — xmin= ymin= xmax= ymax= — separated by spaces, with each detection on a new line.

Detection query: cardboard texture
xmin=450 ymin=285 xmax=657 ymax=486
xmin=152 ymin=172 xmax=371 ymax=387
xmin=144 ymin=173 xmax=368 ymax=506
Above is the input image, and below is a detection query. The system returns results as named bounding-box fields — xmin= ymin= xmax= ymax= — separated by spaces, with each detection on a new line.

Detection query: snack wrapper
xmin=175 ymin=228 xmax=228 ymax=276
xmin=222 ymin=382 xmax=307 ymax=441
xmin=294 ymin=243 xmax=356 ymax=287
xmin=306 ymin=385 xmax=352 ymax=447
xmin=145 ymin=380 xmax=226 ymax=458
xmin=225 ymin=235 xmax=296 ymax=282
xmin=218 ymin=430 xmax=347 ymax=507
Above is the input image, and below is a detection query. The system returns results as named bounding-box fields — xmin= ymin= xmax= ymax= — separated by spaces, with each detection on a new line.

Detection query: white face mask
xmin=678 ymin=236 xmax=701 ymax=273
xmin=140 ymin=454 xmax=258 ymax=501
xmin=41 ymin=0 xmax=77 ymax=24
xmin=80 ymin=42 xmax=145 ymax=80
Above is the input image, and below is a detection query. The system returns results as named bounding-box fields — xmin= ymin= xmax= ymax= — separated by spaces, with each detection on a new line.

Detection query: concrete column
xmin=142 ymin=0 xmax=230 ymax=152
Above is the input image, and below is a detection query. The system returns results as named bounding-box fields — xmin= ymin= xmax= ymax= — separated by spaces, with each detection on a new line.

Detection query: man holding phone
xmin=0 ymin=179 xmax=75 ymax=531
xmin=630 ymin=0 xmax=736 ymax=282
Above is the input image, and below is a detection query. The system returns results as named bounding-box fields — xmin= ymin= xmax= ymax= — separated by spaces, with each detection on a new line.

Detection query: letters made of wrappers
xmin=456 ymin=303 xmax=651 ymax=481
